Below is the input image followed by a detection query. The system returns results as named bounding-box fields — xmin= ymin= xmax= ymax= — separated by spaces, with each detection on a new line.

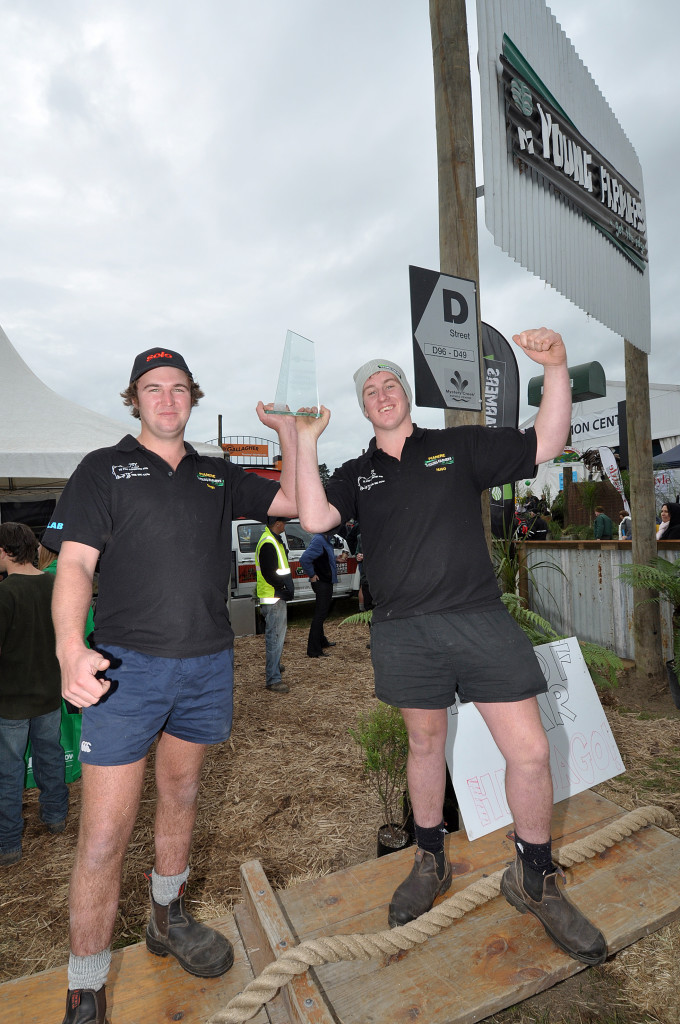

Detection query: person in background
xmin=42 ymin=347 xmax=296 ymax=1024
xmin=618 ymin=510 xmax=632 ymax=540
xmin=300 ymin=532 xmax=338 ymax=658
xmin=38 ymin=545 xmax=96 ymax=649
xmin=256 ymin=517 xmax=294 ymax=690
xmin=526 ymin=510 xmax=549 ymax=541
xmin=293 ymin=330 xmax=607 ymax=967
xmin=0 ymin=522 xmax=68 ymax=866
xmin=593 ymin=506 xmax=614 ymax=539
xmin=657 ymin=502 xmax=680 ymax=540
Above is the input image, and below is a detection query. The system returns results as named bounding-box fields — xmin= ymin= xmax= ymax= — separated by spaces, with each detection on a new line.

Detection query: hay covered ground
xmin=1 ymin=601 xmax=679 ymax=1023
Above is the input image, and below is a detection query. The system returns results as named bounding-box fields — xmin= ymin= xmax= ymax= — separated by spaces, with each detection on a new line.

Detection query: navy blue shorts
xmin=371 ymin=606 xmax=547 ymax=709
xmin=79 ymin=644 xmax=234 ymax=766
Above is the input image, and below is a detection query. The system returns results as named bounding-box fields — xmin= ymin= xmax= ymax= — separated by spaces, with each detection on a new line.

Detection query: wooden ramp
xmin=3 ymin=790 xmax=680 ymax=1024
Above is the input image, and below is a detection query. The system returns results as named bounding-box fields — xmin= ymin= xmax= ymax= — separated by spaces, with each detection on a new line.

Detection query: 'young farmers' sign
xmin=445 ymin=636 xmax=625 ymax=841
xmin=502 ymin=37 xmax=647 ymax=272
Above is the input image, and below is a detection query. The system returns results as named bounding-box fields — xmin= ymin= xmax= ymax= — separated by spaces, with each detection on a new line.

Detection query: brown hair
xmin=120 ymin=378 xmax=205 ymax=419
xmin=0 ymin=522 xmax=39 ymax=565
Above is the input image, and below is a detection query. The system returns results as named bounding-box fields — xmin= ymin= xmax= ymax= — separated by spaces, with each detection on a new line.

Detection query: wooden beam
xmin=429 ymin=0 xmax=491 ymax=544
xmin=240 ymin=860 xmax=338 ymax=1024
xmin=624 ymin=340 xmax=664 ymax=684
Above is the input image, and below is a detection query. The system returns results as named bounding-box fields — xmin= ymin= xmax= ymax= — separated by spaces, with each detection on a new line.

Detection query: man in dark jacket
xmin=0 ymin=522 xmax=68 ymax=866
xmin=300 ymin=533 xmax=338 ymax=658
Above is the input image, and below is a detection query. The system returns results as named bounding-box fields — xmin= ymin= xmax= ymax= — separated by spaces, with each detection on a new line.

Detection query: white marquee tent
xmin=0 ymin=325 xmax=222 ymax=502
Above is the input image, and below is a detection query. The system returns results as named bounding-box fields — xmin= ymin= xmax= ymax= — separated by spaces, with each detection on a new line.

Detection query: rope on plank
xmin=207 ymin=804 xmax=675 ymax=1024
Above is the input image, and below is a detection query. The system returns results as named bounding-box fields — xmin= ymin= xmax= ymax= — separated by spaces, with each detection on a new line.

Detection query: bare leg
xmin=400 ymin=708 xmax=448 ymax=827
xmin=153 ymin=732 xmax=207 ymax=875
xmin=474 ymin=697 xmax=552 ymax=843
xmin=69 ymin=759 xmax=147 ymax=956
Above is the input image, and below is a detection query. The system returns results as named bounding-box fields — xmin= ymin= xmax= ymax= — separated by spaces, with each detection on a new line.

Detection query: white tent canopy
xmin=0 ymin=325 xmax=222 ymax=491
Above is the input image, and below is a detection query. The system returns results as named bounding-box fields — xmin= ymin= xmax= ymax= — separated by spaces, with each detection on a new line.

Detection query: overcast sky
xmin=1 ymin=1 xmax=677 ymax=472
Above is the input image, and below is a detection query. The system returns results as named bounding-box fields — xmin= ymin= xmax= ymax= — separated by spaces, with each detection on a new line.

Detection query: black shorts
xmin=371 ymin=605 xmax=547 ymax=709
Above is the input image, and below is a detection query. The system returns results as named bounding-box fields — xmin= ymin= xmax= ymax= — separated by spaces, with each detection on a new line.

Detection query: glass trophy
xmin=265 ymin=330 xmax=320 ymax=417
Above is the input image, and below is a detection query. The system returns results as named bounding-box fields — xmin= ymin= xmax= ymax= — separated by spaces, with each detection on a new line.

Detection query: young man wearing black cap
xmin=43 ymin=348 xmax=297 ymax=1024
xmin=293 ymin=328 xmax=607 ymax=967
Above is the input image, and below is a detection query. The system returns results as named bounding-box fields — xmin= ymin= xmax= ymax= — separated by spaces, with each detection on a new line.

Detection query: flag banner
xmin=482 ymin=323 xmax=520 ymax=536
xmin=599 ymin=445 xmax=630 ymax=514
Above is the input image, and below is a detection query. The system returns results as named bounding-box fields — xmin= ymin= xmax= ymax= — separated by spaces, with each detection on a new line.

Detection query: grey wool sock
xmin=151 ymin=865 xmax=190 ymax=906
xmin=67 ymin=948 xmax=111 ymax=992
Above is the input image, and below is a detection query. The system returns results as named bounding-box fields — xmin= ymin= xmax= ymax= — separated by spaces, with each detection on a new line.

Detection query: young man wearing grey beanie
xmin=293 ymin=328 xmax=606 ymax=967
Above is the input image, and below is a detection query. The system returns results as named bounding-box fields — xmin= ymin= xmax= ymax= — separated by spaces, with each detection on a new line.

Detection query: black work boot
xmin=61 ymin=987 xmax=108 ymax=1024
xmin=388 ymin=848 xmax=452 ymax=928
xmin=145 ymin=876 xmax=234 ymax=977
xmin=501 ymin=855 xmax=608 ymax=965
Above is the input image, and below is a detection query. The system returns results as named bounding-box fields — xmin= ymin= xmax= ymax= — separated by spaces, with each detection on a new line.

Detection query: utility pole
xmin=625 ymin=341 xmax=664 ymax=684
xmin=430 ymin=0 xmax=485 ymax=431
xmin=430 ymin=0 xmax=490 ymax=548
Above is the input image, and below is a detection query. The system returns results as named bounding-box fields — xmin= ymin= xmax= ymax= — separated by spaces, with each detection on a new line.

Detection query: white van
xmin=228 ymin=519 xmax=358 ymax=636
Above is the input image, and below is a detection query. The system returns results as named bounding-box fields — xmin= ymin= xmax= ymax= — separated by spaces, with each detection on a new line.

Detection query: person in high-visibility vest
xmin=255 ymin=518 xmax=294 ymax=693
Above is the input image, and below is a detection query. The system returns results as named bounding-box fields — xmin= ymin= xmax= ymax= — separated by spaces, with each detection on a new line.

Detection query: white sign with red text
xmin=445 ymin=636 xmax=625 ymax=841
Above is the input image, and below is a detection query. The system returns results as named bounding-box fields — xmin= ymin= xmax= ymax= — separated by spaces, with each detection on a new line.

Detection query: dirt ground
xmin=1 ymin=600 xmax=679 ymax=1023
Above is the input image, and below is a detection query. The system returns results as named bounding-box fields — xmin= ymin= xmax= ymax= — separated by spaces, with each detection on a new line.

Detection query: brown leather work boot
xmin=61 ymin=987 xmax=108 ymax=1024
xmin=145 ymin=877 xmax=234 ymax=977
xmin=388 ymin=848 xmax=452 ymax=928
xmin=501 ymin=855 xmax=608 ymax=965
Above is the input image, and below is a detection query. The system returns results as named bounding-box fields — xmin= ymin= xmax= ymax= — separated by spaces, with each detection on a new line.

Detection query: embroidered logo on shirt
xmin=424 ymin=452 xmax=455 ymax=471
xmin=111 ymin=462 xmax=151 ymax=480
xmin=358 ymin=469 xmax=386 ymax=491
xmin=197 ymin=471 xmax=224 ymax=490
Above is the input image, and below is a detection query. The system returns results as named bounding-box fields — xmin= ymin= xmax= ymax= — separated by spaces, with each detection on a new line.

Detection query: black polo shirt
xmin=325 ymin=424 xmax=537 ymax=623
xmin=42 ymin=435 xmax=278 ymax=657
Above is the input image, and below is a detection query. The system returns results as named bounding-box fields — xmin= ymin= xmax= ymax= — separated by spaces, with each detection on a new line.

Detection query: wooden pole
xmin=429 ymin=0 xmax=485 ymax=428
xmin=624 ymin=340 xmax=664 ymax=684
xmin=429 ymin=0 xmax=491 ymax=546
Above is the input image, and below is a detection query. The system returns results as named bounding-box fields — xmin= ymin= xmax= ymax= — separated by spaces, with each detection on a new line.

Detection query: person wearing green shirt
xmin=593 ymin=506 xmax=614 ymax=539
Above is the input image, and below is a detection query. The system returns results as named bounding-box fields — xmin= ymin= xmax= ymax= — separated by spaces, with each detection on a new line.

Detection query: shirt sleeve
xmin=468 ymin=426 xmax=538 ymax=492
xmin=325 ymin=460 xmax=360 ymax=526
xmin=227 ymin=463 xmax=280 ymax=523
xmin=41 ymin=452 xmax=114 ymax=554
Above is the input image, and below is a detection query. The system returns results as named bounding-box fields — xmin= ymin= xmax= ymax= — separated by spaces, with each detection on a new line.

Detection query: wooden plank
xmin=240 ymin=860 xmax=338 ymax=1024
xmin=234 ymin=903 xmax=292 ymax=1024
xmin=278 ymin=790 xmax=622 ymax=938
xmin=277 ymin=791 xmax=680 ymax=1024
xmin=0 ymin=915 xmax=269 ymax=1024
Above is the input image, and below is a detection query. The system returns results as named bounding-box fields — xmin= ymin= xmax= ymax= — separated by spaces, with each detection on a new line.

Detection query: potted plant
xmin=618 ymin=556 xmax=680 ymax=708
xmin=349 ymin=701 xmax=412 ymax=856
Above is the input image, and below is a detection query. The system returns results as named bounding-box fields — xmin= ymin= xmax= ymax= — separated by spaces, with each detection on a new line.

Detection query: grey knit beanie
xmin=353 ymin=359 xmax=413 ymax=416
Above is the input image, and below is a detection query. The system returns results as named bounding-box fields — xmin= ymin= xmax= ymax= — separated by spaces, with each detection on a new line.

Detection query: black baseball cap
xmin=129 ymin=348 xmax=193 ymax=384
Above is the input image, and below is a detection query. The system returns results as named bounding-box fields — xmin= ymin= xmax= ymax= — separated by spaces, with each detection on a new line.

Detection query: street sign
xmin=409 ymin=264 xmax=481 ymax=411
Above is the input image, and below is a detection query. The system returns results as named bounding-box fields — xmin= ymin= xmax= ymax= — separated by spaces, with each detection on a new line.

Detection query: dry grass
xmin=1 ymin=610 xmax=679 ymax=1024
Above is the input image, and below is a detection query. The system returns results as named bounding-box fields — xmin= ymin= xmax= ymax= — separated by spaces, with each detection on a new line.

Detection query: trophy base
xmin=263 ymin=408 xmax=320 ymax=418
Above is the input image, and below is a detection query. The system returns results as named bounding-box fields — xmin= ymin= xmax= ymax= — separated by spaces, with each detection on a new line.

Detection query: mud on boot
xmin=388 ymin=848 xmax=452 ymax=928
xmin=145 ymin=875 xmax=234 ymax=977
xmin=500 ymin=855 xmax=607 ymax=965
xmin=61 ymin=987 xmax=108 ymax=1024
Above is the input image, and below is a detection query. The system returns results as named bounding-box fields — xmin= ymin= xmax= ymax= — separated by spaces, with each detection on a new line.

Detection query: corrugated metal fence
xmin=522 ymin=541 xmax=680 ymax=661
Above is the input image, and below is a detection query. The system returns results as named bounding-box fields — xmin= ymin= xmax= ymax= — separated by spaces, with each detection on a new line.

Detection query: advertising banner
xmin=599 ymin=445 xmax=630 ymax=514
xmin=445 ymin=637 xmax=625 ymax=841
xmin=482 ymin=323 xmax=520 ymax=536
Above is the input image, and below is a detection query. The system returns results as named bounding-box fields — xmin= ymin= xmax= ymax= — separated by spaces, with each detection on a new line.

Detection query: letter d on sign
xmin=443 ymin=289 xmax=468 ymax=325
